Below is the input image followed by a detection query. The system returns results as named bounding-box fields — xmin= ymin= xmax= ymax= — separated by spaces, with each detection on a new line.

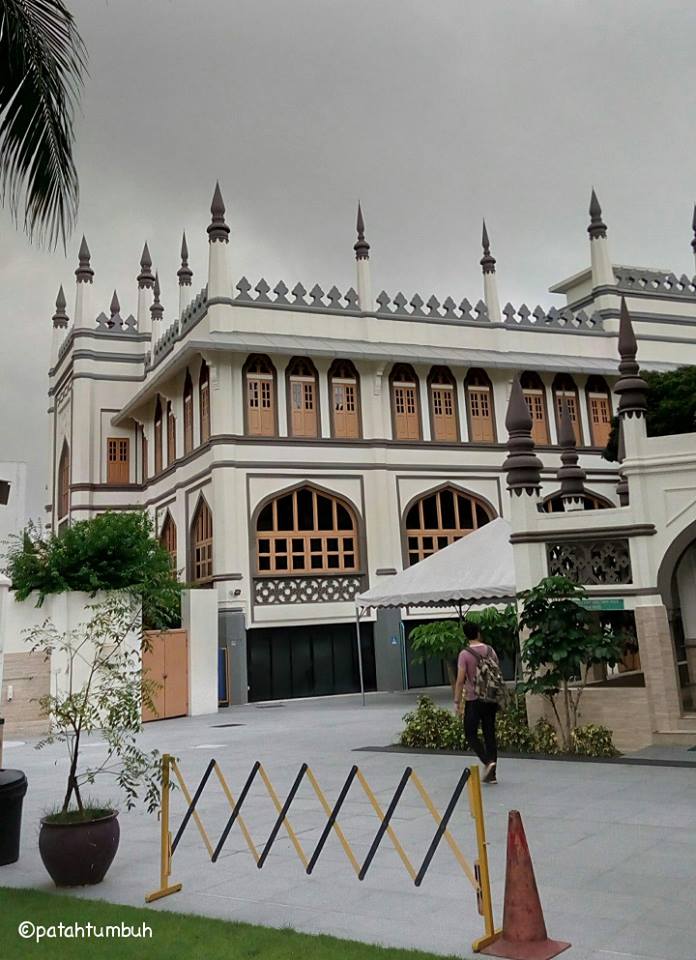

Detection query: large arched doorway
xmin=658 ymin=523 xmax=696 ymax=714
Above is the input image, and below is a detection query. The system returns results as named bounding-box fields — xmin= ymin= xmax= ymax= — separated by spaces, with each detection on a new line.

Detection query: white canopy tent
xmin=352 ymin=518 xmax=516 ymax=703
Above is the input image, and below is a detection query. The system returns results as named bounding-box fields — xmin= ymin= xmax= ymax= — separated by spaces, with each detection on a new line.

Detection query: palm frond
xmin=0 ymin=0 xmax=87 ymax=249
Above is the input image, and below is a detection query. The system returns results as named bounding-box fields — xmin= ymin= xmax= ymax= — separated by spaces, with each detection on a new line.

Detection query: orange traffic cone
xmin=482 ymin=811 xmax=570 ymax=960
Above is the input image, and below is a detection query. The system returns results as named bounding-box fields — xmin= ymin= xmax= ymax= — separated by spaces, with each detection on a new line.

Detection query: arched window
xmin=141 ymin=426 xmax=149 ymax=482
xmin=464 ymin=369 xmax=496 ymax=443
xmin=256 ymin=487 xmax=359 ymax=574
xmin=183 ymin=369 xmax=194 ymax=455
xmin=428 ymin=367 xmax=458 ymax=442
xmin=390 ymin=364 xmax=420 ymax=440
xmin=541 ymin=491 xmax=613 ymax=513
xmin=553 ymin=374 xmax=582 ymax=445
xmin=287 ymin=357 xmax=318 ymax=437
xmin=166 ymin=401 xmax=176 ymax=466
xmin=586 ymin=376 xmax=613 ymax=448
xmin=245 ymin=354 xmax=276 ymax=437
xmin=404 ymin=486 xmax=493 ymax=565
xmin=159 ymin=511 xmax=177 ymax=569
xmin=154 ymin=396 xmax=163 ymax=474
xmin=329 ymin=359 xmax=361 ymax=439
xmin=191 ymin=497 xmax=213 ymax=586
xmin=199 ymin=359 xmax=210 ymax=443
xmin=58 ymin=441 xmax=70 ymax=519
xmin=521 ymin=371 xmax=549 ymax=445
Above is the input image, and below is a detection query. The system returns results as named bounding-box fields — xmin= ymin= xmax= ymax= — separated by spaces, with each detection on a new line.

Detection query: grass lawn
xmin=0 ymin=887 xmax=464 ymax=960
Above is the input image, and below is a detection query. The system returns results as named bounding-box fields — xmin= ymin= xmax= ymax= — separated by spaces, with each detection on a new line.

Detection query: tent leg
xmin=355 ymin=608 xmax=366 ymax=707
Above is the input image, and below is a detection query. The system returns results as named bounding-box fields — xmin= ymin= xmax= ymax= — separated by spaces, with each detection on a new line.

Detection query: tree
xmin=408 ymin=620 xmax=464 ymax=692
xmin=465 ymin=604 xmax=519 ymax=675
xmin=4 ymin=512 xmax=181 ymax=629
xmin=517 ymin=576 xmax=622 ymax=751
xmin=603 ymin=366 xmax=696 ymax=462
xmin=0 ymin=0 xmax=87 ymax=247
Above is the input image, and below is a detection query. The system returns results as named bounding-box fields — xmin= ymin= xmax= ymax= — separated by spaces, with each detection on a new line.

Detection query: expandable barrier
xmin=146 ymin=754 xmax=500 ymax=953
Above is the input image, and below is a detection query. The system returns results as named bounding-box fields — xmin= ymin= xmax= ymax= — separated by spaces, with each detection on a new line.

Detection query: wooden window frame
xmin=286 ymin=357 xmax=320 ymax=439
xmin=58 ymin=441 xmax=70 ymax=519
xmin=244 ymin=354 xmax=278 ymax=438
xmin=191 ymin=497 xmax=213 ymax=586
xmin=464 ymin=369 xmax=496 ymax=443
xmin=106 ymin=436 xmax=130 ymax=484
xmin=183 ymin=369 xmax=194 ymax=455
xmin=159 ymin=511 xmax=178 ymax=570
xmin=553 ymin=374 xmax=583 ymax=446
xmin=390 ymin=363 xmax=422 ymax=441
xmin=255 ymin=487 xmax=360 ymax=576
xmin=403 ymin=485 xmax=493 ymax=566
xmin=141 ymin=428 xmax=149 ymax=482
xmin=154 ymin=396 xmax=163 ymax=475
xmin=166 ymin=402 xmax=176 ymax=467
xmin=585 ymin=376 xmax=613 ymax=448
xmin=427 ymin=366 xmax=459 ymax=443
xmin=199 ymin=360 xmax=211 ymax=444
xmin=329 ymin=359 xmax=361 ymax=440
xmin=521 ymin=371 xmax=550 ymax=446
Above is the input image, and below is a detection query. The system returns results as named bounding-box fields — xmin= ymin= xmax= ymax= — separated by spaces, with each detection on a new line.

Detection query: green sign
xmin=579 ymin=598 xmax=625 ymax=611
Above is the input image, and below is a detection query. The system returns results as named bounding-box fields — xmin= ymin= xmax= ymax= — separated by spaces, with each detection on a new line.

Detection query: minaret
xmin=73 ymin=235 xmax=94 ymax=329
xmin=616 ymin=421 xmax=629 ymax=506
xmin=50 ymin=285 xmax=69 ymax=366
xmin=177 ymin=231 xmax=193 ymax=316
xmin=557 ymin=398 xmax=586 ymax=511
xmin=150 ymin=272 xmax=164 ymax=335
xmin=502 ymin=375 xmax=543 ymax=497
xmin=587 ymin=189 xmax=615 ymax=289
xmin=109 ymin=290 xmax=121 ymax=326
xmin=614 ymin=297 xmax=648 ymax=420
xmin=207 ymin=181 xmax=231 ymax=301
xmin=691 ymin=204 xmax=696 ymax=274
xmin=480 ymin=220 xmax=501 ymax=322
xmin=137 ymin=242 xmax=156 ymax=334
xmin=354 ymin=203 xmax=372 ymax=311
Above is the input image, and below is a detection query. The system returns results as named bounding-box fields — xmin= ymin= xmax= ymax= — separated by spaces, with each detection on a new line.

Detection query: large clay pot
xmin=39 ymin=811 xmax=120 ymax=886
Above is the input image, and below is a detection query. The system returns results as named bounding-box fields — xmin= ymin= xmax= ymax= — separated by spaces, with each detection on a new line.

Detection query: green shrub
xmin=533 ymin=718 xmax=560 ymax=755
xmin=399 ymin=696 xmax=465 ymax=750
xmin=571 ymin=724 xmax=619 ymax=758
xmin=495 ymin=694 xmax=537 ymax=752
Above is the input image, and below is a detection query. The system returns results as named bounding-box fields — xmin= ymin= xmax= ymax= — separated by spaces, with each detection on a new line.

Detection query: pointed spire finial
xmin=615 ymin=297 xmax=648 ymax=419
xmin=354 ymin=202 xmax=370 ymax=260
xmin=557 ymin=399 xmax=586 ymax=505
xmin=110 ymin=290 xmax=120 ymax=317
xmin=480 ymin=218 xmax=496 ymax=274
xmin=177 ymin=230 xmax=193 ymax=286
xmin=207 ymin=181 xmax=230 ymax=242
xmin=75 ymin=234 xmax=94 ymax=283
xmin=150 ymin=271 xmax=164 ymax=321
xmin=52 ymin=285 xmax=69 ymax=329
xmin=502 ymin=376 xmax=542 ymax=496
xmin=588 ymin=188 xmax=607 ymax=239
xmin=137 ymin=241 xmax=155 ymax=288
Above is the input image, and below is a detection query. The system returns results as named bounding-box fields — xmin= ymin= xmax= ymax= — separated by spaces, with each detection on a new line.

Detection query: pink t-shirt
xmin=457 ymin=643 xmax=498 ymax=701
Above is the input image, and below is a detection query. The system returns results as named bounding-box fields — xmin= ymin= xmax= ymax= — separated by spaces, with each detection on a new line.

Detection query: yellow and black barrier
xmin=146 ymin=755 xmax=500 ymax=953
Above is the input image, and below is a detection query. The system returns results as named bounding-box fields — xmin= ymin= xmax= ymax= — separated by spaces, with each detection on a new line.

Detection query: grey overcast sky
xmin=2 ymin=0 xmax=695 ymax=517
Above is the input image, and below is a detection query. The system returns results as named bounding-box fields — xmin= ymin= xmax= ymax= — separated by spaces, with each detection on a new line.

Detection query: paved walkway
xmin=1 ymin=690 xmax=695 ymax=960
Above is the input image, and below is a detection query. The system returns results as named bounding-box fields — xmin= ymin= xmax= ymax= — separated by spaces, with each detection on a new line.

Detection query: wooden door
xmin=142 ymin=629 xmax=188 ymax=721
xmin=589 ymin=393 xmax=612 ymax=447
xmin=468 ymin=388 xmax=494 ymax=442
xmin=524 ymin=391 xmax=549 ymax=445
xmin=431 ymin=385 xmax=457 ymax=441
xmin=290 ymin=378 xmax=317 ymax=436
xmin=393 ymin=384 xmax=419 ymax=439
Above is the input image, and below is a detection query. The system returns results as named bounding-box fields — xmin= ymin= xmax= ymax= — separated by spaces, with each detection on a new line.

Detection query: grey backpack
xmin=469 ymin=645 xmax=506 ymax=705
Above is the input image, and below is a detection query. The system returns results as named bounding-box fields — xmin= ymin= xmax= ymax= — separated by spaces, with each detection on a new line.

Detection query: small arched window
xmin=58 ymin=441 xmax=70 ymax=519
xmin=287 ymin=357 xmax=319 ymax=437
xmin=191 ymin=497 xmax=213 ymax=586
xmin=553 ymin=374 xmax=582 ymax=445
xmin=183 ymin=370 xmax=194 ymax=455
xmin=521 ymin=371 xmax=550 ymax=445
xmin=154 ymin=396 xmax=163 ymax=474
xmin=541 ymin=491 xmax=612 ymax=513
xmin=405 ymin=486 xmax=493 ymax=565
xmin=464 ymin=369 xmax=496 ymax=443
xmin=586 ymin=376 xmax=613 ymax=448
xmin=166 ymin=401 xmax=176 ymax=466
xmin=428 ymin=367 xmax=458 ymax=442
xmin=391 ymin=364 xmax=421 ymax=440
xmin=329 ymin=359 xmax=361 ymax=439
xmin=256 ymin=487 xmax=359 ymax=574
xmin=159 ymin=512 xmax=177 ymax=570
xmin=199 ymin=359 xmax=210 ymax=444
xmin=245 ymin=354 xmax=276 ymax=437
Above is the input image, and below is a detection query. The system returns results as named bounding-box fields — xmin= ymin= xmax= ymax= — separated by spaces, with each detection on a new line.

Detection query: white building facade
xmin=46 ymin=187 xmax=696 ymax=705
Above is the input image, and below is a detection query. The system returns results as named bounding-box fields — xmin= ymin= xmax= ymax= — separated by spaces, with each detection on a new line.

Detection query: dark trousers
xmin=464 ymin=700 xmax=498 ymax=766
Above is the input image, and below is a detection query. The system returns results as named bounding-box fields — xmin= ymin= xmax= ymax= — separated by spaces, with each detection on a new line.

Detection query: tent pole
xmin=355 ymin=606 xmax=366 ymax=707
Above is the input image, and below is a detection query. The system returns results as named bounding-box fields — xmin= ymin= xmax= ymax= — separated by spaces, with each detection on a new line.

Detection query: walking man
xmin=454 ymin=621 xmax=503 ymax=784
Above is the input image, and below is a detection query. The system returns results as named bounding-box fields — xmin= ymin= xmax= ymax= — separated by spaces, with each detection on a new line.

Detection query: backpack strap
xmin=467 ymin=645 xmax=491 ymax=661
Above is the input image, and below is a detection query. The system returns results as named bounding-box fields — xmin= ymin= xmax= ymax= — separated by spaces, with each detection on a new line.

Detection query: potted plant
xmin=27 ymin=593 xmax=161 ymax=886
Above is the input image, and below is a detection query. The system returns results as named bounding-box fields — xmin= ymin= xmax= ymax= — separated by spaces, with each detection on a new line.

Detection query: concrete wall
xmin=183 ymin=589 xmax=219 ymax=716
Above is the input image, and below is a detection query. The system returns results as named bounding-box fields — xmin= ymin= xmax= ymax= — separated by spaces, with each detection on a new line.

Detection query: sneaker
xmin=482 ymin=762 xmax=497 ymax=784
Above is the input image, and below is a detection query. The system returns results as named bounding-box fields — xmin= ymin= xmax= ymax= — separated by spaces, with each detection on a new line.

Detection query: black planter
xmin=39 ymin=811 xmax=120 ymax=886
